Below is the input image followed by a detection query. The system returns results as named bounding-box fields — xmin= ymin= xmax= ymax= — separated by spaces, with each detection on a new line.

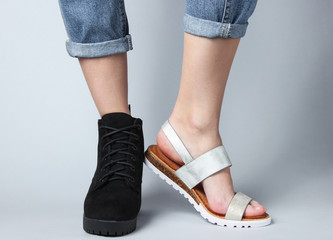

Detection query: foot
xmin=156 ymin=117 xmax=266 ymax=217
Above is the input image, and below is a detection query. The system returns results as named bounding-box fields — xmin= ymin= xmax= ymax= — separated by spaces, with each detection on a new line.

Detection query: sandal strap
xmin=225 ymin=192 xmax=252 ymax=221
xmin=162 ymin=120 xmax=193 ymax=164
xmin=161 ymin=120 xmax=232 ymax=189
xmin=174 ymin=146 xmax=232 ymax=189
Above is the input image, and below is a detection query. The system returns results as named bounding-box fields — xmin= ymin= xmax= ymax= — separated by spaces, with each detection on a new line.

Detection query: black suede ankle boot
xmin=83 ymin=112 xmax=144 ymax=236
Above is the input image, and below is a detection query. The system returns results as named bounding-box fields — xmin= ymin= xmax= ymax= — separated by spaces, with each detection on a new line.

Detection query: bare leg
xmin=79 ymin=53 xmax=130 ymax=117
xmin=157 ymin=33 xmax=266 ymax=217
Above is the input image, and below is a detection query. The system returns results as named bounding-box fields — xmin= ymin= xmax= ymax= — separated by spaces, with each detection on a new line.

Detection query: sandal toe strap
xmin=225 ymin=192 xmax=252 ymax=221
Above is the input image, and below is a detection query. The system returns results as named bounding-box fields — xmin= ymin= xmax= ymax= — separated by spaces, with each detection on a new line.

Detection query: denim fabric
xmin=184 ymin=0 xmax=257 ymax=38
xmin=58 ymin=0 xmax=257 ymax=58
xmin=58 ymin=0 xmax=132 ymax=58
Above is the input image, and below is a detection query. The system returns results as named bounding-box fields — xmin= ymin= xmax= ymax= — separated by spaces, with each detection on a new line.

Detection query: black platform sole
xmin=83 ymin=215 xmax=137 ymax=236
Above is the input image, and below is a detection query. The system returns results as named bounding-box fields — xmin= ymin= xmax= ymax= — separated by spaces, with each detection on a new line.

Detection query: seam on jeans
xmin=221 ymin=24 xmax=226 ymax=37
xmin=221 ymin=23 xmax=230 ymax=38
xmin=226 ymin=23 xmax=231 ymax=37
xmin=127 ymin=34 xmax=132 ymax=49
xmin=227 ymin=1 xmax=232 ymax=20
xmin=222 ymin=0 xmax=232 ymax=23
xmin=118 ymin=0 xmax=128 ymax=36
xmin=221 ymin=0 xmax=228 ymax=23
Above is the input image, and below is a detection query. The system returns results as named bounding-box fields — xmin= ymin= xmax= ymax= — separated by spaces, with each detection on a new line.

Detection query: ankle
xmin=169 ymin=111 xmax=220 ymax=138
xmin=99 ymin=106 xmax=131 ymax=117
xmin=156 ymin=115 xmax=222 ymax=161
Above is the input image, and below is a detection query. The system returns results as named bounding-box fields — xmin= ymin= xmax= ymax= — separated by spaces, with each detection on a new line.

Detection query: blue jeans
xmin=58 ymin=0 xmax=257 ymax=58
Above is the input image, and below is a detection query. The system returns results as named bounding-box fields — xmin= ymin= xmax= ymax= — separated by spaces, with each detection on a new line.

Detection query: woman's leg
xmin=58 ymin=0 xmax=143 ymax=236
xmin=79 ymin=53 xmax=130 ymax=116
xmin=58 ymin=0 xmax=132 ymax=116
xmin=157 ymin=0 xmax=266 ymax=217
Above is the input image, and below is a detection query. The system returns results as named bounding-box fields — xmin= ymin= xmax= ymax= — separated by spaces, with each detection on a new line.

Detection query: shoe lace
xmin=98 ymin=124 xmax=140 ymax=183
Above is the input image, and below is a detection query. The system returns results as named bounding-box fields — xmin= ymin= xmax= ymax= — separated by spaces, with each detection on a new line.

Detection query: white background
xmin=0 ymin=0 xmax=332 ymax=239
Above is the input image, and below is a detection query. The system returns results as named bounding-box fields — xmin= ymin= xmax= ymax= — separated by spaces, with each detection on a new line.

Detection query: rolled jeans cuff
xmin=183 ymin=14 xmax=248 ymax=39
xmin=65 ymin=35 xmax=133 ymax=58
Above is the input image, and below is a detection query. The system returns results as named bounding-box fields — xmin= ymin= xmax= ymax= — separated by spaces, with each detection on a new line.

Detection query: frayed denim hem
xmin=183 ymin=14 xmax=248 ymax=39
xmin=65 ymin=35 xmax=133 ymax=58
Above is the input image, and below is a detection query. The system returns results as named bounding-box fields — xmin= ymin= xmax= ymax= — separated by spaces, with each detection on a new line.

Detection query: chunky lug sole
xmin=145 ymin=145 xmax=271 ymax=228
xmin=83 ymin=215 xmax=137 ymax=236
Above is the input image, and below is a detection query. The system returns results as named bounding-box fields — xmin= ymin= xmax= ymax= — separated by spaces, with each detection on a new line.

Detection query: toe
xmin=243 ymin=200 xmax=266 ymax=217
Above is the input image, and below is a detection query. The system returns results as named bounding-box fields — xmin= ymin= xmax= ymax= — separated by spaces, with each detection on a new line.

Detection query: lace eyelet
xmin=137 ymin=125 xmax=141 ymax=130
xmin=132 ymin=146 xmax=137 ymax=151
xmin=130 ymin=167 xmax=136 ymax=172
xmin=131 ymin=156 xmax=136 ymax=161
xmin=129 ymin=177 xmax=135 ymax=182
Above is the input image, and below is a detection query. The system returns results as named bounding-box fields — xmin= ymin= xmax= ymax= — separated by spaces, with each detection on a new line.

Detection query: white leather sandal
xmin=145 ymin=120 xmax=271 ymax=228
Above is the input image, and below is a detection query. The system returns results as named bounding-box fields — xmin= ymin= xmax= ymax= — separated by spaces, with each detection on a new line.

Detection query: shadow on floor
xmin=136 ymin=176 xmax=196 ymax=231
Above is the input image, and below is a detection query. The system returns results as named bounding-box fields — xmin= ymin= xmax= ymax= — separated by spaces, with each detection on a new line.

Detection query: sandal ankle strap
xmin=162 ymin=120 xmax=232 ymax=189
xmin=162 ymin=120 xmax=193 ymax=164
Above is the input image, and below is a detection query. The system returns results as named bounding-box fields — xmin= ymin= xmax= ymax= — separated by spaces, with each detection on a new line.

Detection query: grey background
xmin=0 ymin=0 xmax=332 ymax=239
